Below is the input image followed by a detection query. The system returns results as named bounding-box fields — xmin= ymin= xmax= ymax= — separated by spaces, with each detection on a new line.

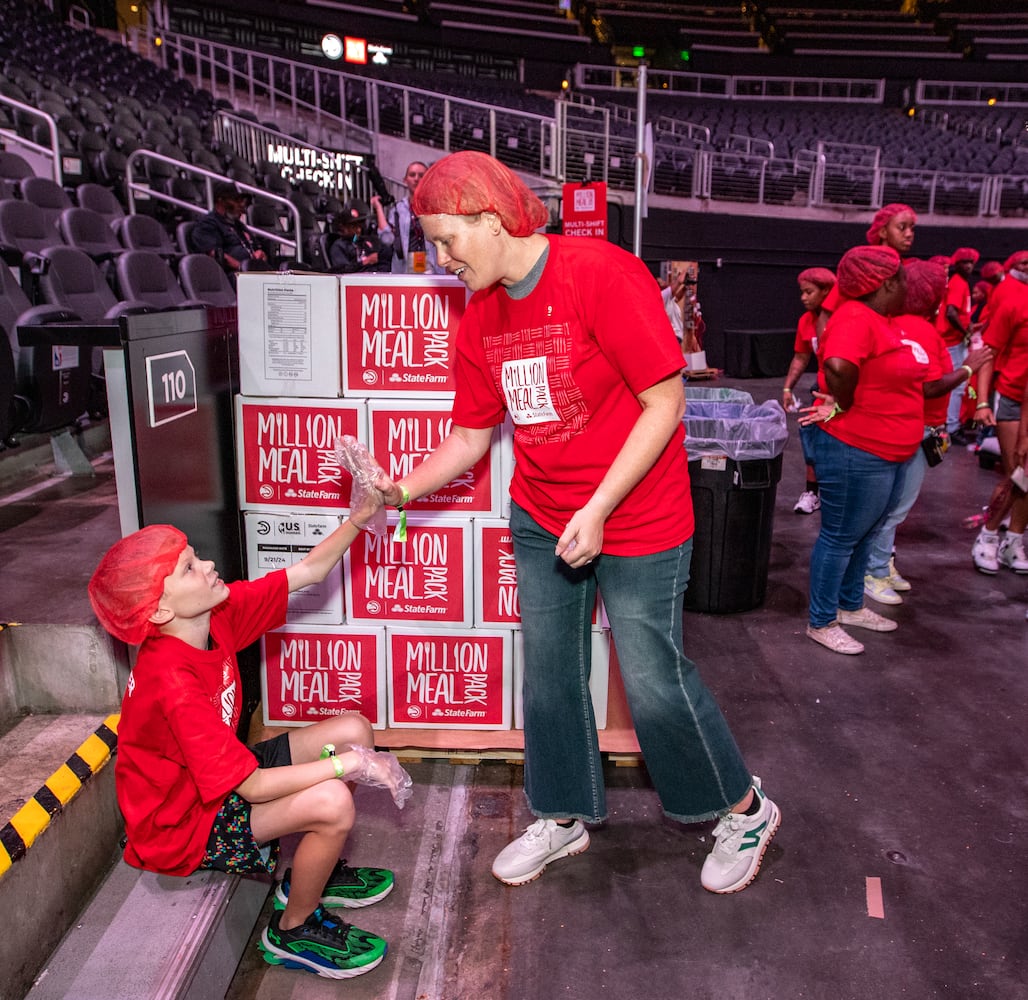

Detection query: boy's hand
xmin=343 ymin=744 xmax=413 ymax=809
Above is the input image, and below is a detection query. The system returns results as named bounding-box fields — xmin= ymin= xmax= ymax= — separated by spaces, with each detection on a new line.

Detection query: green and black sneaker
xmin=259 ymin=906 xmax=386 ymax=979
xmin=274 ymin=859 xmax=394 ymax=910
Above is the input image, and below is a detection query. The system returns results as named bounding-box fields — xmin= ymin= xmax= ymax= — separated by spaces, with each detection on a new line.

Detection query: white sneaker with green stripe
xmin=700 ymin=776 xmax=780 ymax=894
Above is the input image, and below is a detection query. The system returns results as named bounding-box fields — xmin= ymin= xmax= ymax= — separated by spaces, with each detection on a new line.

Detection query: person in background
xmin=191 ymin=182 xmax=269 ymax=280
xmin=863 ymin=261 xmax=993 ymax=605
xmin=379 ymin=161 xmax=445 ymax=275
xmin=971 ymin=252 xmax=1028 ymax=575
xmin=87 ymin=501 xmax=413 ymax=982
xmin=799 ymin=245 xmax=923 ymax=655
xmin=374 ymin=149 xmax=780 ymax=896
xmin=327 ymin=200 xmax=390 ymax=274
xmin=936 ymin=247 xmax=979 ymax=444
xmin=783 ymin=267 xmax=836 ymax=514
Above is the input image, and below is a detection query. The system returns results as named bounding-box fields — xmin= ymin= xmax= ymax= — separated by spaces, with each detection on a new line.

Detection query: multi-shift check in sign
xmin=146 ymin=350 xmax=198 ymax=428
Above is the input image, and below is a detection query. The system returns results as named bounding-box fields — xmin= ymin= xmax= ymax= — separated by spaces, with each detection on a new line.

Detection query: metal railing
xmin=0 ymin=95 xmax=67 ymax=184
xmin=124 ymin=150 xmax=306 ymax=262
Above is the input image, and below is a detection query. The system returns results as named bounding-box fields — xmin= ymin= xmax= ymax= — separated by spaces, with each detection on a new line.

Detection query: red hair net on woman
xmin=836 ymin=245 xmax=902 ymax=299
xmin=902 ymin=259 xmax=948 ymax=319
xmin=865 ymin=203 xmax=916 ymax=246
xmin=951 ymin=247 xmax=980 ymax=264
xmin=981 ymin=261 xmax=1004 ymax=281
xmin=88 ymin=525 xmax=188 ymax=645
xmin=797 ymin=267 xmax=836 ymax=290
xmin=411 ymin=151 xmax=549 ymax=237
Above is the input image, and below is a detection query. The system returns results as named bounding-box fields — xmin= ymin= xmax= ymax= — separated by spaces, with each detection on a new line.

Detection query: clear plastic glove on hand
xmin=343 ymin=743 xmax=414 ymax=810
xmin=335 ymin=435 xmax=387 ymax=536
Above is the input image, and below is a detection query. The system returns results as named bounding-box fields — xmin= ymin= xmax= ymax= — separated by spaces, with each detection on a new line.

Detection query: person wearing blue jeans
xmin=375 ymin=150 xmax=780 ymax=896
xmin=800 ymin=244 xmax=927 ymax=655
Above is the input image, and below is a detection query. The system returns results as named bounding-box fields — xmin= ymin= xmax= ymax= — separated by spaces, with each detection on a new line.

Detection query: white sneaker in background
xmin=793 ymin=491 xmax=821 ymax=514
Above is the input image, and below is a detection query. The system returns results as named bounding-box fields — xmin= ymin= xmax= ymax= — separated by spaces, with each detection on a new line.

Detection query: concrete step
xmin=27 ymin=862 xmax=271 ymax=1000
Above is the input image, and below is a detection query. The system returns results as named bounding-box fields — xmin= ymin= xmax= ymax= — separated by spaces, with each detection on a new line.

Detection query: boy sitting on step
xmin=88 ymin=501 xmax=411 ymax=982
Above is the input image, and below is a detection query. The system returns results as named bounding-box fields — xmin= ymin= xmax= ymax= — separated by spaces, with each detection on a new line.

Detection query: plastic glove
xmin=335 ymin=435 xmax=387 ymax=537
xmin=343 ymin=743 xmax=413 ymax=810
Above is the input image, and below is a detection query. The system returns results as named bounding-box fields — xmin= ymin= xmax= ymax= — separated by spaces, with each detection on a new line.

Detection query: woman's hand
xmin=555 ymin=506 xmax=606 ymax=568
xmin=798 ymin=391 xmax=837 ymax=426
xmin=975 ymin=404 xmax=996 ymax=428
xmin=963 ymin=345 xmax=994 ymax=373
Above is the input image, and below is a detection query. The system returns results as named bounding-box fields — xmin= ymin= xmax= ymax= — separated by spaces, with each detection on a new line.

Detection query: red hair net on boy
xmin=981 ymin=261 xmax=1003 ymax=281
xmin=902 ymin=259 xmax=948 ymax=319
xmin=836 ymin=245 xmax=902 ymax=299
xmin=88 ymin=525 xmax=187 ymax=645
xmin=865 ymin=203 xmax=916 ymax=246
xmin=951 ymin=247 xmax=980 ymax=264
xmin=798 ymin=267 xmax=836 ymax=290
xmin=411 ymin=151 xmax=549 ymax=237
xmin=1004 ymin=251 xmax=1028 ymax=272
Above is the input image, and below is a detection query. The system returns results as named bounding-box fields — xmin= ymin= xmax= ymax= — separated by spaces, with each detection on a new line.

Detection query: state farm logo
xmin=259 ymin=484 xmax=275 ymax=499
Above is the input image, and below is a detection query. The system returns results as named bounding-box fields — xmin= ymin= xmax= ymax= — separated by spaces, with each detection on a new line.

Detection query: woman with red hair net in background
xmin=799 ymin=245 xmax=924 ymax=654
xmin=862 ymin=261 xmax=992 ymax=606
xmin=374 ymin=150 xmax=780 ymax=895
xmin=783 ymin=267 xmax=836 ymax=514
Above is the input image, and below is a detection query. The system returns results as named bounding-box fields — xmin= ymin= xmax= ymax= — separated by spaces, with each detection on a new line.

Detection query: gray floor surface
xmin=2 ymin=378 xmax=1025 ymax=999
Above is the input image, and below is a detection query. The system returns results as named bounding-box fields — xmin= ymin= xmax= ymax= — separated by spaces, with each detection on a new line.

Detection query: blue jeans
xmin=808 ymin=429 xmax=907 ymax=628
xmin=945 ymin=343 xmax=968 ymax=433
xmin=866 ymin=431 xmax=929 ymax=579
xmin=510 ymin=502 xmax=752 ymax=825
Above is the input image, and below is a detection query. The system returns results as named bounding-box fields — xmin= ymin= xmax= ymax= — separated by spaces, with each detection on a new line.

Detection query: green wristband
xmin=330 ymin=756 xmax=346 ymax=779
xmin=395 ymin=485 xmax=410 ymax=543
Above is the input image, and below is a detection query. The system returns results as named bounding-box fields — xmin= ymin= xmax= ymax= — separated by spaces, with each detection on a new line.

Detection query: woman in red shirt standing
xmin=800 ymin=245 xmax=925 ymax=654
xmin=374 ymin=150 xmax=779 ymax=896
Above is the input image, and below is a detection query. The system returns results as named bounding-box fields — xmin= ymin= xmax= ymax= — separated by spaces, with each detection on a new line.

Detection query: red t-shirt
xmin=935 ymin=273 xmax=972 ymax=347
xmin=819 ymin=300 xmax=929 ymax=461
xmin=983 ymin=278 xmax=1028 ymax=402
xmin=890 ymin=313 xmax=950 ymax=426
xmin=793 ymin=310 xmax=818 ymax=354
xmin=115 ymin=570 xmax=289 ymax=876
xmin=451 ymin=234 xmax=693 ymax=555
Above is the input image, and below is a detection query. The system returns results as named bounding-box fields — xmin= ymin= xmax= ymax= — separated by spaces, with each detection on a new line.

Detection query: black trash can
xmin=682 ymin=400 xmax=788 ymax=614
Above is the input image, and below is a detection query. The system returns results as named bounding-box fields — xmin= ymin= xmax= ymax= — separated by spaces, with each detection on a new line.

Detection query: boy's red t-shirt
xmin=935 ymin=273 xmax=972 ymax=347
xmin=115 ymin=570 xmax=288 ymax=876
xmin=451 ymin=234 xmax=692 ymax=555
xmin=818 ymin=300 xmax=928 ymax=462
xmin=890 ymin=313 xmax=950 ymax=426
xmin=983 ymin=278 xmax=1028 ymax=402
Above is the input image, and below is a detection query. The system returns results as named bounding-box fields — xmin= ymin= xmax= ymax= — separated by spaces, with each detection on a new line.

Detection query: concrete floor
xmin=3 ymin=378 xmax=1026 ymax=999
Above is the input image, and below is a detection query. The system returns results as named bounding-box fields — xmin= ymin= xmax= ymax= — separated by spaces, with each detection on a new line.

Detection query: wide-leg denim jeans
xmin=808 ymin=428 xmax=907 ymax=628
xmin=510 ymin=502 xmax=753 ymax=826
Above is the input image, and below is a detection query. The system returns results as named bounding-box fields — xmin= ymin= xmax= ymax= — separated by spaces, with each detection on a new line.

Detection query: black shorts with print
xmin=197 ymin=733 xmax=291 ymax=875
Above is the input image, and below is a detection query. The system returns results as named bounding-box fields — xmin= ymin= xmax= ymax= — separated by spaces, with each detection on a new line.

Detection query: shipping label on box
xmin=387 ymin=626 xmax=512 ymax=729
xmin=340 ymin=275 xmax=467 ymax=397
xmin=261 ymin=625 xmax=387 ymax=728
xmin=244 ymin=511 xmax=344 ymax=625
xmin=236 ymin=395 xmax=366 ymax=513
xmin=367 ymin=400 xmax=499 ymax=514
xmin=512 ymin=629 xmax=610 ymax=730
xmin=344 ymin=514 xmax=472 ymax=626
xmin=238 ymin=272 xmax=343 ymax=398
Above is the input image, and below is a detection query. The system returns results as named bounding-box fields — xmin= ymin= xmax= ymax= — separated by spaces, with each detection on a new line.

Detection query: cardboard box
xmin=238 ymin=272 xmax=343 ymax=397
xmin=243 ymin=511 xmax=344 ymax=625
xmin=366 ymin=400 xmax=501 ymax=515
xmin=387 ymin=626 xmax=512 ymax=729
xmin=261 ymin=625 xmax=387 ymax=728
xmin=236 ymin=395 xmax=366 ymax=513
xmin=344 ymin=514 xmax=473 ymax=626
xmin=340 ymin=274 xmax=467 ymax=397
xmin=512 ymin=628 xmax=610 ymax=730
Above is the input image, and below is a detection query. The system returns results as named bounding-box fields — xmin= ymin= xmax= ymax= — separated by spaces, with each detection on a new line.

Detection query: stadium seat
xmin=178 ymin=253 xmax=237 ymax=307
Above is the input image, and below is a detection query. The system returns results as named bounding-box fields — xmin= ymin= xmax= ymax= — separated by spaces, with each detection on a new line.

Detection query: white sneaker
xmin=806 ymin=623 xmax=864 ymax=655
xmin=998 ymin=534 xmax=1028 ymax=574
xmin=491 ymin=818 xmax=590 ymax=886
xmin=700 ymin=777 xmax=781 ymax=894
xmin=972 ymin=529 xmax=1000 ymax=575
xmin=864 ymin=575 xmax=903 ymax=606
xmin=837 ymin=607 xmax=899 ymax=632
xmin=793 ymin=491 xmax=821 ymax=514
xmin=887 ymin=556 xmax=911 ymax=592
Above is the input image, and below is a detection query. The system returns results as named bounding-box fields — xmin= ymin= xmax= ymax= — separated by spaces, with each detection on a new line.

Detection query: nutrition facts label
xmin=263 ymin=283 xmax=313 ymax=381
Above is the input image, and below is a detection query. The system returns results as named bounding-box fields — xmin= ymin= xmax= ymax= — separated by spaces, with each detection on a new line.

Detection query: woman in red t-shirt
xmin=863 ymin=261 xmax=992 ymax=605
xmin=783 ymin=267 xmax=835 ymax=514
xmin=375 ymin=150 xmax=779 ymax=897
xmin=799 ymin=245 xmax=922 ymax=654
